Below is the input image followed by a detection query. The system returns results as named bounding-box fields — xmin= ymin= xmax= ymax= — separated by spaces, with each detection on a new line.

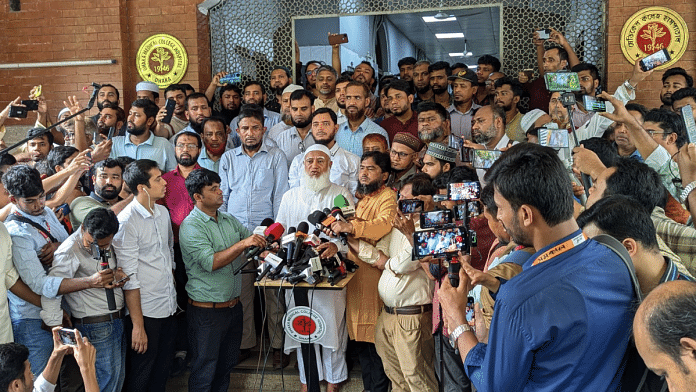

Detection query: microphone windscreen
xmin=260 ymin=218 xmax=275 ymax=227
xmin=307 ymin=210 xmax=327 ymax=226
xmin=287 ymin=227 xmax=297 ymax=234
xmin=334 ymin=194 xmax=350 ymax=208
xmin=297 ymin=221 xmax=310 ymax=235
xmin=264 ymin=222 xmax=285 ymax=241
xmin=323 ymin=208 xmax=333 ymax=216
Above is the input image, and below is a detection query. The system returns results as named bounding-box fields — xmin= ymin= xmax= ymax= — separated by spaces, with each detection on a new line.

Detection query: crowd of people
xmin=1 ymin=27 xmax=696 ymax=392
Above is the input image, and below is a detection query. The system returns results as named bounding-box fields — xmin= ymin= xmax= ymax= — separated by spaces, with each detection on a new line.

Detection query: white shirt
xmin=114 ymin=199 xmax=177 ymax=318
xmin=0 ymin=223 xmax=19 ymax=343
xmin=275 ymin=182 xmax=355 ymax=352
xmin=358 ymin=228 xmax=434 ymax=308
xmin=288 ymin=143 xmax=360 ymax=195
xmin=267 ymin=121 xmax=293 ymax=142
xmin=41 ymin=230 xmax=125 ymax=326
xmin=33 ymin=375 xmax=55 ymax=392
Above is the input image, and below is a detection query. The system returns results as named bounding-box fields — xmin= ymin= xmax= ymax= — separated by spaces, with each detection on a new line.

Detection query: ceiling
xmin=386 ymin=6 xmax=501 ymax=65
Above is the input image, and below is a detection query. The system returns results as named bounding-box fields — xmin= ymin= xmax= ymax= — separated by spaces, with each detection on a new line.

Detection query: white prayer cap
xmin=283 ymin=84 xmax=303 ymax=95
xmin=304 ymin=144 xmax=332 ymax=160
xmin=136 ymin=81 xmax=159 ymax=94
xmin=520 ymin=109 xmax=547 ymax=133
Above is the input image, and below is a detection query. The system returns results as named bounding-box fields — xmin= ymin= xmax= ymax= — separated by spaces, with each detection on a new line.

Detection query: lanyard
xmin=531 ymin=232 xmax=587 ymax=267
xmin=14 ymin=211 xmax=51 ymax=243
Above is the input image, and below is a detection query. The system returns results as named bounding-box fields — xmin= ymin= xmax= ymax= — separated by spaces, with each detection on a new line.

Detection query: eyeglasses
xmin=175 ymin=143 xmax=199 ymax=150
xmin=390 ymin=150 xmax=412 ymax=159
xmin=298 ymin=141 xmax=306 ymax=153
xmin=646 ymin=130 xmax=667 ymax=136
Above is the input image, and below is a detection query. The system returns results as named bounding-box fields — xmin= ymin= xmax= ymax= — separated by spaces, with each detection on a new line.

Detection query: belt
xmin=72 ymin=309 xmax=125 ymax=325
xmin=383 ymin=304 xmax=433 ymax=315
xmin=188 ymin=297 xmax=240 ymax=309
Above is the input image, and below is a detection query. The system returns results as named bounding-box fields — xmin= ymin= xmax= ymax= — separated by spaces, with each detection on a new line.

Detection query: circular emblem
xmin=620 ymin=7 xmax=689 ymax=69
xmin=283 ymin=306 xmax=326 ymax=344
xmin=136 ymin=34 xmax=188 ymax=89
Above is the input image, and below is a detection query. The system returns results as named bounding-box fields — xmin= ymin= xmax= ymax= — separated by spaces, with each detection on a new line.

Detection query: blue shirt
xmin=227 ymin=108 xmax=282 ymax=149
xmin=464 ymin=230 xmax=634 ymax=391
xmin=335 ymin=117 xmax=389 ymax=157
xmin=219 ymin=140 xmax=289 ymax=231
xmin=274 ymin=127 xmax=315 ymax=168
xmin=197 ymin=146 xmax=222 ymax=173
xmin=109 ymin=131 xmax=177 ymax=172
xmin=5 ymin=207 xmax=70 ymax=320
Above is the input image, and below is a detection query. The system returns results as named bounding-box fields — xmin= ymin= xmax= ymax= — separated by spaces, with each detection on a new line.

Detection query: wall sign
xmin=620 ymin=7 xmax=689 ymax=70
xmin=136 ymin=34 xmax=188 ymax=88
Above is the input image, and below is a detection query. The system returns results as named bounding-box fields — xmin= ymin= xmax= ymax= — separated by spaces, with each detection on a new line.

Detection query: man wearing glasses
xmin=387 ymin=132 xmax=422 ymax=192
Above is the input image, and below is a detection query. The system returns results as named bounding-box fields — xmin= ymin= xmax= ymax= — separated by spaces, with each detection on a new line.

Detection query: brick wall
xmin=0 ymin=0 xmax=208 ymax=126
xmin=606 ymin=0 xmax=696 ymax=108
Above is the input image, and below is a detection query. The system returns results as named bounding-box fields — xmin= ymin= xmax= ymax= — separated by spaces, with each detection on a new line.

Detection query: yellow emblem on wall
xmin=136 ymin=34 xmax=188 ymax=88
xmin=620 ymin=7 xmax=689 ymax=70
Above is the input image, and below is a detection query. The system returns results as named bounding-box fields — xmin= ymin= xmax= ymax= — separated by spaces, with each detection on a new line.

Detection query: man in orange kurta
xmin=330 ymin=151 xmax=397 ymax=392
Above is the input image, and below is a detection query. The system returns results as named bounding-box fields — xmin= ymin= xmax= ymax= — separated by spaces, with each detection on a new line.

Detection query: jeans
xmin=355 ymin=341 xmax=390 ymax=392
xmin=124 ymin=315 xmax=177 ymax=392
xmin=74 ymin=318 xmax=126 ymax=392
xmin=187 ymin=302 xmax=243 ymax=392
xmin=12 ymin=318 xmax=52 ymax=375
xmin=434 ymin=330 xmax=472 ymax=392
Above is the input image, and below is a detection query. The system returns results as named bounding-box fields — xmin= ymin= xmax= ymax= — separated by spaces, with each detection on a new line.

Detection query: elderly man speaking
xmin=275 ymin=143 xmax=355 ymax=392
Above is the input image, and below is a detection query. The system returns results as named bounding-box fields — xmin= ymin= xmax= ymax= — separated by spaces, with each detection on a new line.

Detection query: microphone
xmin=234 ymin=219 xmax=284 ymax=275
xmin=307 ymin=210 xmax=328 ymax=230
xmin=92 ymin=244 xmax=117 ymax=311
xmin=86 ymin=83 xmax=102 ymax=110
xmin=334 ymin=194 xmax=355 ymax=218
xmin=257 ymin=252 xmax=283 ymax=281
xmin=291 ymin=222 xmax=310 ymax=264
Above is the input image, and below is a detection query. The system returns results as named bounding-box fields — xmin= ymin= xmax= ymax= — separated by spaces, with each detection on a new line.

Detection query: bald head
xmin=633 ymin=280 xmax=696 ymax=391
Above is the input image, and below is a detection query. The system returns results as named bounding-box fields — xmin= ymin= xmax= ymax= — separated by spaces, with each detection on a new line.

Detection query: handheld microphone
xmin=334 ymin=194 xmax=355 ymax=218
xmin=257 ymin=252 xmax=283 ymax=281
xmin=307 ymin=210 xmax=328 ymax=230
xmin=234 ymin=219 xmax=283 ymax=275
xmin=448 ymin=258 xmax=460 ymax=288
xmin=86 ymin=83 xmax=102 ymax=110
xmin=291 ymin=222 xmax=310 ymax=264
xmin=91 ymin=244 xmax=117 ymax=311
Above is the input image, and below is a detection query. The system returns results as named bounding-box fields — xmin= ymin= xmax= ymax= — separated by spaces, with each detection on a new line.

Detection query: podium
xmin=255 ymin=272 xmax=355 ymax=392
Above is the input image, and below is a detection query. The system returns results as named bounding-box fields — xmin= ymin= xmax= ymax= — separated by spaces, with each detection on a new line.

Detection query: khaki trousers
xmin=374 ymin=309 xmax=438 ymax=392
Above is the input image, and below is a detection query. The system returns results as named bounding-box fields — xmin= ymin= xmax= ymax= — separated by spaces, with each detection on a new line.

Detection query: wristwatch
xmin=623 ymin=80 xmax=636 ymax=91
xmin=449 ymin=324 xmax=473 ymax=347
xmin=681 ymin=180 xmax=696 ymax=203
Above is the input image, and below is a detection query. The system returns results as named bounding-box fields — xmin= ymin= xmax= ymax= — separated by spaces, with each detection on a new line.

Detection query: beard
xmin=301 ymin=170 xmax=332 ymax=193
xmin=346 ymin=106 xmax=366 ymax=122
xmin=419 ymin=126 xmax=445 ymax=143
xmin=337 ymin=101 xmax=346 ymax=109
xmin=496 ymin=101 xmax=513 ymax=112
xmin=315 ymin=135 xmax=333 ymax=146
xmin=176 ymin=153 xmax=200 ymax=167
xmin=357 ymin=178 xmax=382 ymax=196
xmin=96 ymin=184 xmax=121 ymax=200
xmin=504 ymin=214 xmax=533 ymax=247
xmin=661 ymin=93 xmax=672 ymax=106
xmin=473 ymin=124 xmax=497 ymax=145
xmin=432 ymin=84 xmax=448 ymax=95
xmin=291 ymin=116 xmax=311 ymax=129
xmin=190 ymin=119 xmax=205 ymax=134
xmin=204 ymin=141 xmax=226 ymax=156
xmin=281 ymin=112 xmax=291 ymax=123
xmin=391 ymin=105 xmax=407 ymax=116
xmin=127 ymin=122 xmax=148 ymax=136
xmin=416 ymin=84 xmax=431 ymax=95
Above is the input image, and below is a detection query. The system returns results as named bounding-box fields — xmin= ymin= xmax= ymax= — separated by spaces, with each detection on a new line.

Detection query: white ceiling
xmin=386 ymin=6 xmax=501 ymax=65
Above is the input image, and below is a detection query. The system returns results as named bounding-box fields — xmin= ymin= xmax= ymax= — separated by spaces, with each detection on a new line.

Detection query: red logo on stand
xmin=292 ymin=315 xmax=317 ymax=335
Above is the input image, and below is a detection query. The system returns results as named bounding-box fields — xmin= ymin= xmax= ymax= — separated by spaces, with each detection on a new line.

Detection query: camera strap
xmin=6 ymin=214 xmax=58 ymax=243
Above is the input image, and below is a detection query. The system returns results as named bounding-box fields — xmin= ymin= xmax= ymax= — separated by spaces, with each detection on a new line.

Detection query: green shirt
xmin=179 ymin=206 xmax=252 ymax=302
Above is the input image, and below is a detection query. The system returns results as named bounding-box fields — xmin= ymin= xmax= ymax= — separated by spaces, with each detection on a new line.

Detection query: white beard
xmin=301 ymin=171 xmax=331 ymax=193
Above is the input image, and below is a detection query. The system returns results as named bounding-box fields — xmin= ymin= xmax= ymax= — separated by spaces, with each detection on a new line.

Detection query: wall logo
xmin=283 ymin=306 xmax=326 ymax=344
xmin=620 ymin=7 xmax=689 ymax=70
xmin=136 ymin=34 xmax=188 ymax=88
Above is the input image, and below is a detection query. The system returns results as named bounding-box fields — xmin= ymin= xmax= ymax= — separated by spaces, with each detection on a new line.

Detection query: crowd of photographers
xmin=1 ymin=26 xmax=696 ymax=392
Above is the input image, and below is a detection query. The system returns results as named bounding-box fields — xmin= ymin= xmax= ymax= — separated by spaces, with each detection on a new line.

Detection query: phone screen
xmin=682 ymin=105 xmax=696 ymax=144
xmin=466 ymin=297 xmax=475 ymax=327
xmin=58 ymin=328 xmax=77 ymax=346
xmin=448 ymin=182 xmax=481 ymax=201
xmin=398 ymin=199 xmax=424 ymax=213
xmin=640 ymin=49 xmax=670 ymax=72
xmin=420 ymin=210 xmax=453 ymax=229
xmin=582 ymin=95 xmax=607 ymax=112
xmin=537 ymin=29 xmax=550 ymax=40
xmin=544 ymin=72 xmax=581 ymax=92
xmin=538 ymin=128 xmax=569 ymax=148
xmin=413 ymin=226 xmax=468 ymax=258
xmin=471 ymin=150 xmax=502 ymax=169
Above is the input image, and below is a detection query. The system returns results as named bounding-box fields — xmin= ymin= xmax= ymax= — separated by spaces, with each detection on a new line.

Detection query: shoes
xmin=238 ymin=348 xmax=252 ymax=363
xmin=170 ymin=351 xmax=187 ymax=377
xmin=273 ymin=349 xmax=291 ymax=369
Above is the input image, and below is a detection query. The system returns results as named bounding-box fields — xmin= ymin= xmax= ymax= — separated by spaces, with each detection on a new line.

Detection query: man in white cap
xmin=267 ymin=84 xmax=303 ymax=141
xmin=135 ymin=81 xmax=161 ymax=105
xmin=275 ymin=143 xmax=355 ymax=392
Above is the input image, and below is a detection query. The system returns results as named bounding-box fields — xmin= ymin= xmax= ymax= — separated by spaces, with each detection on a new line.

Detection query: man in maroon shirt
xmin=379 ymin=80 xmax=418 ymax=143
xmin=158 ymin=130 xmax=202 ymax=374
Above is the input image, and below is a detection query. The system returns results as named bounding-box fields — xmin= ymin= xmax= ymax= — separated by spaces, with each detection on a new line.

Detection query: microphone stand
xmin=559 ymin=91 xmax=592 ymax=197
xmin=0 ymin=83 xmax=100 ymax=156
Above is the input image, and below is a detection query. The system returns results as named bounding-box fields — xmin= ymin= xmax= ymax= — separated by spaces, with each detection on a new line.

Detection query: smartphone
xmin=536 ymin=29 xmax=551 ymax=40
xmin=448 ymin=259 xmax=460 ymax=287
xmin=58 ymin=328 xmax=77 ymax=346
xmin=471 ymin=150 xmax=503 ymax=169
xmin=57 ymin=203 xmax=70 ymax=216
xmin=420 ymin=209 xmax=454 ymax=229
xmin=219 ymin=72 xmax=242 ymax=85
xmin=328 ymin=33 xmax=349 ymax=45
xmin=107 ymin=126 xmax=115 ymax=140
xmin=398 ymin=199 xmax=424 ymax=214
xmin=9 ymin=106 xmax=27 ymax=118
xmin=413 ymin=226 xmax=468 ymax=258
xmin=544 ymin=72 xmax=581 ymax=92
xmin=582 ymin=95 xmax=606 ymax=112
xmin=538 ymin=128 xmax=569 ymax=148
xmin=467 ymin=200 xmax=482 ymax=217
xmin=682 ymin=105 xmax=696 ymax=144
xmin=453 ymin=204 xmax=467 ymax=221
xmin=21 ymin=100 xmax=39 ymax=111
xmin=113 ymin=273 xmax=134 ymax=285
xmin=449 ymin=134 xmax=462 ymax=149
xmin=465 ymin=296 xmax=475 ymax=327
xmin=160 ymin=99 xmax=176 ymax=124
xmin=639 ymin=49 xmax=671 ymax=72
xmin=448 ymin=181 xmax=481 ymax=201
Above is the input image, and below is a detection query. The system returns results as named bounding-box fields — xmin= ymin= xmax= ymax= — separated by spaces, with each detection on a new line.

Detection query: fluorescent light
xmin=465 ymin=51 xmax=473 ymax=57
xmin=422 ymin=16 xmax=456 ymax=23
xmin=468 ymin=65 xmax=477 ymax=69
xmin=436 ymin=33 xmax=464 ymax=39
xmin=449 ymin=53 xmax=464 ymax=57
